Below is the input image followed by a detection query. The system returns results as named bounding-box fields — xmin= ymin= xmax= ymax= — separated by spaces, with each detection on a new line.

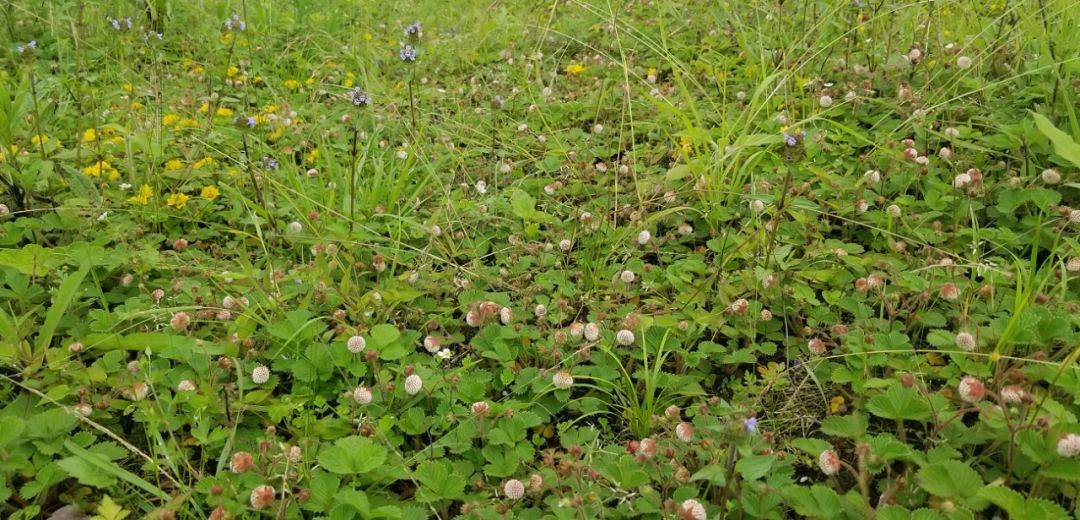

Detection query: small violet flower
xmin=400 ymin=45 xmax=417 ymax=62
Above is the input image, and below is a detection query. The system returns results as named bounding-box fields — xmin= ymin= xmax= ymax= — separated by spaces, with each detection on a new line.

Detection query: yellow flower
xmin=82 ymin=160 xmax=118 ymax=178
xmin=107 ymin=136 xmax=125 ymax=146
xmin=128 ymin=184 xmax=153 ymax=204
xmin=344 ymin=78 xmax=354 ymax=88
xmin=226 ymin=66 xmax=240 ymax=78
xmin=122 ymin=83 xmax=134 ymax=93
xmin=284 ymin=79 xmax=300 ymax=91
xmin=178 ymin=119 xmax=200 ymax=128
xmin=192 ymin=157 xmax=214 ymax=170
xmin=363 ymin=32 xmax=373 ymax=41
xmin=565 ymin=63 xmax=585 ymax=76
xmin=216 ymin=107 xmax=233 ymax=117
xmin=305 ymin=77 xmax=315 ymax=86
xmin=166 ymin=192 xmax=190 ymax=209
xmin=264 ymin=105 xmax=278 ymax=113
xmin=131 ymin=102 xmax=143 ymax=110
xmin=82 ymin=128 xmax=97 ymax=142
xmin=31 ymin=134 xmax=49 ymax=145
xmin=162 ymin=114 xmax=180 ymax=126
xmin=829 ymin=395 xmax=846 ymax=414
xmin=253 ymin=114 xmax=269 ymax=125
xmin=200 ymin=185 xmax=220 ymax=201
xmin=647 ymin=67 xmax=657 ymax=76
xmin=164 ymin=159 xmax=184 ymax=171
xmin=306 ymin=148 xmax=319 ymax=164
xmin=198 ymin=102 xmax=209 ymax=114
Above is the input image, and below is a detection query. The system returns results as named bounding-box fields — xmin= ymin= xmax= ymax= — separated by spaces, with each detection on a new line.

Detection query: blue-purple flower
xmin=400 ymin=45 xmax=417 ymax=62
xmin=245 ymin=115 xmax=257 ymax=128
xmin=493 ymin=95 xmax=505 ymax=109
xmin=782 ymin=128 xmax=806 ymax=147
xmin=261 ymin=156 xmax=279 ymax=171
xmin=743 ymin=417 xmax=758 ymax=433
xmin=348 ymin=87 xmax=371 ymax=107
xmin=16 ymin=40 xmax=36 ymax=54
xmin=404 ymin=22 xmax=422 ymax=39
xmin=225 ymin=14 xmax=246 ymax=32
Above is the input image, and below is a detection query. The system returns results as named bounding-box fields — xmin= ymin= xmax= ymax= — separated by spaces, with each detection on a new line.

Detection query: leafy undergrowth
xmin=3 ymin=0 xmax=1080 ymax=519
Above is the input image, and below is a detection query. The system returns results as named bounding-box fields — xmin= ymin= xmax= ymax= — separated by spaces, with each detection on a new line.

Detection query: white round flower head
xmin=74 ymin=403 xmax=93 ymax=416
xmin=678 ymin=223 xmax=693 ymax=235
xmin=1068 ymin=257 xmax=1080 ymax=272
xmin=956 ymin=56 xmax=972 ymax=69
xmin=177 ymin=380 xmax=196 ymax=392
xmin=504 ymin=479 xmax=525 ymax=500
xmin=636 ymin=230 xmax=651 ymax=245
xmin=475 ymin=180 xmax=488 ymax=194
xmin=864 ymin=169 xmax=881 ymax=183
xmin=620 ymin=270 xmax=635 ymax=283
xmin=252 ymin=366 xmax=270 ymax=384
xmin=1042 ymin=168 xmax=1061 ymax=184
xmin=953 ymin=173 xmax=972 ymax=188
xmin=939 ymin=147 xmax=952 ymax=159
xmin=593 ymin=124 xmax=603 ymax=134
xmin=404 ymin=374 xmax=423 ymax=395
xmin=887 ymin=204 xmax=902 ymax=218
xmin=908 ymin=48 xmax=922 ymax=61
xmin=466 ymin=310 xmax=481 ymax=327
xmin=288 ymin=221 xmax=303 ymax=233
xmin=249 ymin=485 xmax=275 ymax=510
xmin=423 ymin=335 xmax=440 ymax=353
xmin=430 ymin=224 xmax=442 ymax=236
xmin=353 ymin=386 xmax=373 ymax=404
xmin=818 ymin=94 xmax=833 ymax=108
xmin=499 ymin=162 xmax=512 ymax=174
xmin=945 ymin=127 xmax=960 ymax=139
xmin=955 ymin=331 xmax=976 ymax=351
xmin=616 ymin=329 xmax=635 ymax=346
xmin=347 ymin=335 xmax=366 ymax=353
xmin=675 ymin=422 xmax=694 ymax=442
xmin=958 ymin=376 xmax=985 ymax=403
xmin=681 ymin=499 xmax=707 ymax=520
xmin=1000 ymin=385 xmax=1027 ymax=405
xmin=750 ymin=199 xmax=765 ymax=213
xmin=1057 ymin=433 xmax=1080 ymax=458
xmin=534 ymin=304 xmax=547 ymax=319
xmin=584 ymin=322 xmax=601 ymax=341
xmin=500 ymin=306 xmax=512 ymax=325
xmin=1070 ymin=210 xmax=1080 ymax=224
xmin=559 ymin=239 xmax=572 ymax=252
xmin=552 ymin=371 xmax=574 ymax=389
xmin=396 ymin=150 xmax=408 ymax=160
xmin=818 ymin=449 xmax=840 ymax=476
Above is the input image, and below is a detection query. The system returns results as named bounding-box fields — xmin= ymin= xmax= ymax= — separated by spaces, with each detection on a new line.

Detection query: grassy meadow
xmin=3 ymin=0 xmax=1080 ymax=518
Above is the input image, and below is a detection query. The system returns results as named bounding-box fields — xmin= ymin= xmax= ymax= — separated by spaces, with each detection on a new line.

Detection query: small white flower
xmin=1042 ymin=168 xmax=1061 ymax=184
xmin=953 ymin=173 xmax=972 ymax=188
xmin=681 ymin=499 xmax=707 ymax=520
xmin=636 ymin=230 xmax=651 ymax=245
xmin=620 ymin=270 xmax=635 ymax=283
xmin=504 ymin=479 xmax=525 ymax=500
xmin=887 ymin=204 xmax=902 ymax=218
xmin=584 ymin=322 xmax=601 ymax=342
xmin=1057 ymin=433 xmax=1080 ymax=458
xmin=396 ymin=150 xmax=408 ymax=160
xmin=616 ymin=329 xmax=635 ymax=346
xmin=818 ymin=450 xmax=840 ymax=476
xmin=955 ymin=332 xmax=976 ymax=351
xmin=252 ymin=366 xmax=270 ymax=384
xmin=436 ymin=348 xmax=452 ymax=360
xmin=864 ymin=170 xmax=881 ymax=183
xmin=288 ymin=221 xmax=303 ymax=233
xmin=500 ymin=306 xmax=512 ymax=325
xmin=499 ymin=163 xmax=511 ymax=174
xmin=593 ymin=124 xmax=603 ymax=134
xmin=347 ymin=335 xmax=366 ymax=353
xmin=475 ymin=180 xmax=488 ymax=194
xmin=818 ymin=94 xmax=833 ymax=108
xmin=750 ymin=199 xmax=765 ymax=213
xmin=404 ymin=374 xmax=423 ymax=395
xmin=956 ymin=56 xmax=972 ymax=69
xmin=559 ymin=239 xmax=572 ymax=252
xmin=534 ymin=304 xmax=548 ymax=319
xmin=552 ymin=371 xmax=573 ymax=389
xmin=423 ymin=335 xmax=440 ymax=353
xmin=945 ymin=127 xmax=960 ymax=139
xmin=353 ymin=386 xmax=373 ymax=404
xmin=177 ymin=380 xmax=196 ymax=392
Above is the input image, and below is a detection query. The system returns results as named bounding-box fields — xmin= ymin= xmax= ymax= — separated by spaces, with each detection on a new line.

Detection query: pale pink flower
xmin=249 ymin=485 xmax=275 ymax=509
xmin=616 ymin=329 xmax=635 ymax=346
xmin=1057 ymin=433 xmax=1080 ymax=457
xmin=818 ymin=449 xmax=840 ymax=476
xmin=504 ymin=479 xmax=525 ymax=499
xmin=552 ymin=371 xmax=574 ymax=389
xmin=353 ymin=386 xmax=373 ymax=404
xmin=680 ymin=499 xmax=707 ymax=520
xmin=958 ymin=376 xmax=985 ymax=403
xmin=675 ymin=422 xmax=694 ymax=442
xmin=347 ymin=335 xmax=366 ymax=353
xmin=252 ymin=366 xmax=270 ymax=384
xmin=404 ymin=374 xmax=423 ymax=395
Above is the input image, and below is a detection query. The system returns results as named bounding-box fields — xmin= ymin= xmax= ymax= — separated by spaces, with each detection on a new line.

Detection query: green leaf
xmin=36 ymin=261 xmax=89 ymax=353
xmin=977 ymin=486 xmax=1026 ymax=517
xmin=689 ymin=464 xmax=726 ymax=485
xmin=784 ymin=485 xmax=842 ymax=520
xmin=735 ymin=454 xmax=774 ymax=481
xmin=414 ymin=460 xmax=466 ymax=502
xmin=916 ymin=460 xmax=983 ymax=498
xmin=868 ymin=385 xmax=931 ymax=421
xmin=60 ymin=441 xmax=168 ymax=499
xmin=91 ymin=496 xmax=130 ymax=520
xmin=317 ymin=436 xmax=387 ymax=475
xmin=1032 ymin=112 xmax=1080 ymax=168
xmin=510 ymin=189 xmax=536 ymax=220
xmin=369 ymin=323 xmax=401 ymax=348
xmin=819 ymin=414 xmax=868 ymax=439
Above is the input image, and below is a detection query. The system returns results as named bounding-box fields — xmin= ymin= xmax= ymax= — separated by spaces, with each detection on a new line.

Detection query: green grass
xmin=2 ymin=0 xmax=1080 ymax=518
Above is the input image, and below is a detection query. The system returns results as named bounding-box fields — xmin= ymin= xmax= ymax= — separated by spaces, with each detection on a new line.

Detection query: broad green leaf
xmin=414 ymin=460 xmax=466 ymax=502
xmin=1032 ymin=112 xmax=1080 ymax=168
xmin=868 ymin=385 xmax=931 ymax=421
xmin=317 ymin=436 xmax=387 ymax=475
xmin=916 ymin=460 xmax=983 ymax=498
